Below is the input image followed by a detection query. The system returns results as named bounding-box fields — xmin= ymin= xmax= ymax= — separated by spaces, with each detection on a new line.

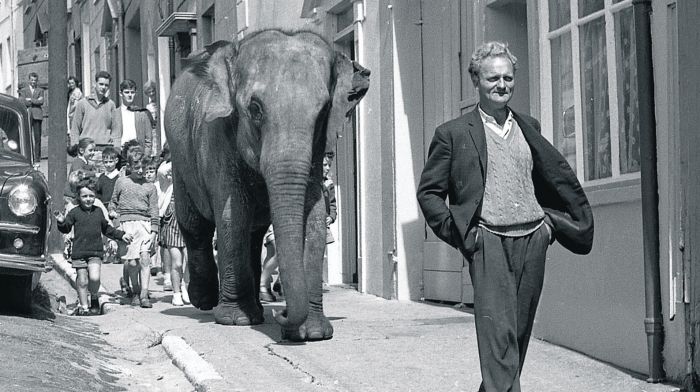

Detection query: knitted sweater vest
xmin=479 ymin=121 xmax=545 ymax=236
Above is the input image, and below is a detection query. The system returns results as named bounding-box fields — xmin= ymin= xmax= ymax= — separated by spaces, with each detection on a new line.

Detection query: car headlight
xmin=8 ymin=184 xmax=38 ymax=216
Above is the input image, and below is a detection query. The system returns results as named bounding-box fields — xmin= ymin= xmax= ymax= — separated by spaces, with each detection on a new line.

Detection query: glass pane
xmin=579 ymin=0 xmax=604 ymax=17
xmin=337 ymin=7 xmax=353 ymax=32
xmin=0 ymin=107 xmax=23 ymax=157
xmin=615 ymin=7 xmax=640 ymax=174
xmin=580 ymin=17 xmax=612 ymax=180
xmin=550 ymin=32 xmax=577 ymax=171
xmin=460 ymin=0 xmax=476 ymax=103
xmin=549 ymin=0 xmax=570 ymax=31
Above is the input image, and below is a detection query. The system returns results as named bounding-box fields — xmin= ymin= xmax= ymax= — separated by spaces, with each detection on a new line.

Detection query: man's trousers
xmin=469 ymin=224 xmax=549 ymax=392
xmin=31 ymin=119 xmax=42 ymax=161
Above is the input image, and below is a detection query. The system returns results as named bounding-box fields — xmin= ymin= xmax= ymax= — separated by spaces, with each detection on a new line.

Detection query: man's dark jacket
xmin=416 ymin=108 xmax=594 ymax=256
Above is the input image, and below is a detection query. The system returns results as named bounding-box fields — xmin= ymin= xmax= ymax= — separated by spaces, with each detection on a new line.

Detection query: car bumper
xmin=0 ymin=222 xmax=41 ymax=234
xmin=0 ymin=253 xmax=51 ymax=273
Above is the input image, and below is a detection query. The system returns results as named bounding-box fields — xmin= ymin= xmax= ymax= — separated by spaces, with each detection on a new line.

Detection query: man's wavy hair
xmin=468 ymin=41 xmax=518 ymax=86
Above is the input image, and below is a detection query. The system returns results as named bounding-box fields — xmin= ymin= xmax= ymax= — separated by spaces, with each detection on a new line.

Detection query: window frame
xmin=538 ymin=0 xmax=639 ymax=186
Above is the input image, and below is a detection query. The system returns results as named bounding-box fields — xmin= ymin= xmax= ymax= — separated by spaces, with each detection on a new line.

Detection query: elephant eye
xmin=248 ymin=100 xmax=264 ymax=123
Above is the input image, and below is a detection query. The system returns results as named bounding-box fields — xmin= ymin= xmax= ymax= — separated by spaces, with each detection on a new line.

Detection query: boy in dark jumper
xmin=56 ymin=178 xmax=133 ymax=315
xmin=96 ymin=147 xmax=120 ymax=209
xmin=96 ymin=147 xmax=121 ymax=264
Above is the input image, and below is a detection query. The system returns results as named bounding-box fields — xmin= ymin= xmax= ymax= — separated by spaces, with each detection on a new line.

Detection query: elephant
xmin=163 ymin=29 xmax=370 ymax=341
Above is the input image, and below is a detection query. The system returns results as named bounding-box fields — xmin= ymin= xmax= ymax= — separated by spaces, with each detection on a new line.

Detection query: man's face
xmin=474 ymin=56 xmax=514 ymax=111
xmin=78 ymin=187 xmax=96 ymax=209
xmin=29 ymin=76 xmax=38 ymax=88
xmin=120 ymin=88 xmax=136 ymax=106
xmin=103 ymin=155 xmax=117 ymax=172
xmin=95 ymin=77 xmax=110 ymax=99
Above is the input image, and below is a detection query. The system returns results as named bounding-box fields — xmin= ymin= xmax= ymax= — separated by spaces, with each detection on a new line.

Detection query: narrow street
xmin=0 ymin=267 xmax=191 ymax=392
xmin=48 ymin=254 xmax=681 ymax=392
xmin=3 ymin=0 xmax=696 ymax=387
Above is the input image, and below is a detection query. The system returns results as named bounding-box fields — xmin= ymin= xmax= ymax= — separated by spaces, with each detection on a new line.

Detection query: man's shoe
xmin=131 ymin=295 xmax=141 ymax=306
xmin=89 ymin=298 xmax=101 ymax=315
xmin=140 ymin=297 xmax=153 ymax=308
xmin=172 ymin=293 xmax=184 ymax=306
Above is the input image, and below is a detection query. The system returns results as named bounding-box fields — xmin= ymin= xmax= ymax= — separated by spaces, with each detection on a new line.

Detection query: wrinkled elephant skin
xmin=164 ymin=30 xmax=370 ymax=341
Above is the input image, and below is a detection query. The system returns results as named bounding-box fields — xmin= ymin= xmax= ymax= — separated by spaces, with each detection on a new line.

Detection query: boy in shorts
xmin=109 ymin=155 xmax=159 ymax=308
xmin=56 ymin=178 xmax=132 ymax=315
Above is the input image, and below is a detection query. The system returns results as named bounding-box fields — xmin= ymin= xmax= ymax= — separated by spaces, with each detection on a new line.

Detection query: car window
xmin=0 ymin=106 xmax=22 ymax=154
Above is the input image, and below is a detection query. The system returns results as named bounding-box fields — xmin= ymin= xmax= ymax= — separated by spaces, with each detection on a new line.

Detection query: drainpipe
xmin=118 ymin=7 xmax=126 ymax=83
xmin=633 ymin=0 xmax=665 ymax=383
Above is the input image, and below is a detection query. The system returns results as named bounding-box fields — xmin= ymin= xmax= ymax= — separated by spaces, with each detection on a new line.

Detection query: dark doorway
xmin=334 ymin=34 xmax=359 ymax=286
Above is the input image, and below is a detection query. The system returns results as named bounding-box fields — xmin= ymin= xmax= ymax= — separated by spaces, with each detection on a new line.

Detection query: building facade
xmin=22 ymin=0 xmax=700 ymax=386
xmin=0 ymin=0 xmax=23 ymax=96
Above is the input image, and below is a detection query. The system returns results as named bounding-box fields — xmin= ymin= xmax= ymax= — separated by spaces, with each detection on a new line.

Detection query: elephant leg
xmin=282 ymin=183 xmax=333 ymax=341
xmin=213 ymin=212 xmax=264 ymax=326
xmin=175 ymin=188 xmax=218 ymax=311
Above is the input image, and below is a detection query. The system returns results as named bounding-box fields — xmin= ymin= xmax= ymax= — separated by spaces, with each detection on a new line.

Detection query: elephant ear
xmin=203 ymin=41 xmax=238 ymax=122
xmin=326 ymin=53 xmax=370 ymax=154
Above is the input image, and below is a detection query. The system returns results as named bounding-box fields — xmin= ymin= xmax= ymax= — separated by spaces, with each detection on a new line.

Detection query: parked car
xmin=0 ymin=93 xmax=51 ymax=313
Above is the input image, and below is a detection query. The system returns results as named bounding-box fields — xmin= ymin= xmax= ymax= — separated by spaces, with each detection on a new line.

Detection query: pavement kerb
xmin=50 ymin=252 xmax=221 ymax=391
xmin=161 ymin=335 xmax=223 ymax=392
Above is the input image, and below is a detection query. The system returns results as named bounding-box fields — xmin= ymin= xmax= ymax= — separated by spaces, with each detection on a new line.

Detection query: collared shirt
xmin=120 ymin=105 xmax=137 ymax=145
xmin=478 ymin=105 xmax=514 ymax=139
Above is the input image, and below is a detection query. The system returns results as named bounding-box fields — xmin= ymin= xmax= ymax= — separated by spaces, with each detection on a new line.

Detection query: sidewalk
xmin=52 ymin=253 xmax=681 ymax=392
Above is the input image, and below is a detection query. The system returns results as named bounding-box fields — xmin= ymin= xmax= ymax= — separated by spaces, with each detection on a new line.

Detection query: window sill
xmin=583 ymin=177 xmax=641 ymax=207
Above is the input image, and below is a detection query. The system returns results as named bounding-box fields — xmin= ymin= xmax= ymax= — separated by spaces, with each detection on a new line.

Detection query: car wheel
xmin=0 ymin=274 xmax=33 ymax=314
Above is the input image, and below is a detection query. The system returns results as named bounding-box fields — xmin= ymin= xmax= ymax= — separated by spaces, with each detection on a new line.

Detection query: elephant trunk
xmin=266 ymin=163 xmax=311 ymax=327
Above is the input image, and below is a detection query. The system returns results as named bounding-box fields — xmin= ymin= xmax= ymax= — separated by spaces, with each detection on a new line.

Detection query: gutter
xmin=633 ymin=0 xmax=665 ymax=382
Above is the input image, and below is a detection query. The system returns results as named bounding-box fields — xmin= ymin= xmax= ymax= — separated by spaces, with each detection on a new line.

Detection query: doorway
xmin=333 ymin=32 xmax=359 ymax=287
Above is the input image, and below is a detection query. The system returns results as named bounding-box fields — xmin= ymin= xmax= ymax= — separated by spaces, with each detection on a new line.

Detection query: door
xmin=334 ymin=36 xmax=359 ymax=286
xmin=420 ymin=0 xmax=477 ymax=303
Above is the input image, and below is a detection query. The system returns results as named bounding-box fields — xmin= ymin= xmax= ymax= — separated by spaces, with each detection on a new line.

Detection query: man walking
xmin=19 ymin=72 xmax=44 ymax=160
xmin=113 ymin=79 xmax=154 ymax=157
xmin=70 ymin=71 xmax=117 ymax=148
xmin=417 ymin=42 xmax=594 ymax=391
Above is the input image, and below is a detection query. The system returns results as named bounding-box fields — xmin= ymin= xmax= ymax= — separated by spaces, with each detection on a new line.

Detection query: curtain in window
xmin=551 ymin=33 xmax=577 ymax=170
xmin=616 ymin=7 xmax=640 ymax=174
xmin=580 ymin=17 xmax=612 ymax=180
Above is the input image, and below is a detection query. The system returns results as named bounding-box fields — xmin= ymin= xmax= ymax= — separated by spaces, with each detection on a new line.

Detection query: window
xmin=540 ymin=0 xmax=639 ymax=183
xmin=0 ymin=42 xmax=4 ymax=89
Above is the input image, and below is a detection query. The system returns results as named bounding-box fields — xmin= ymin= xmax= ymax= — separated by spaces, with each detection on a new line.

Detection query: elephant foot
xmin=188 ymin=279 xmax=219 ymax=311
xmin=214 ymin=300 xmax=264 ymax=326
xmin=281 ymin=312 xmax=333 ymax=342
xmin=188 ymin=268 xmax=219 ymax=311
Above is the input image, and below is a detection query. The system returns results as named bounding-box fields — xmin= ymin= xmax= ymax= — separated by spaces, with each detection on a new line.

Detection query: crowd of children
xmin=59 ymin=139 xmax=337 ymax=315
xmin=60 ymin=137 xmax=189 ymax=315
